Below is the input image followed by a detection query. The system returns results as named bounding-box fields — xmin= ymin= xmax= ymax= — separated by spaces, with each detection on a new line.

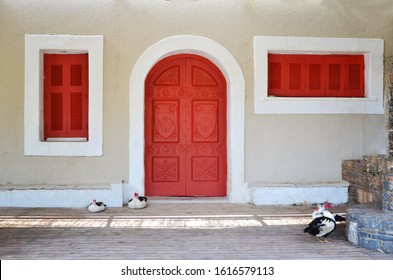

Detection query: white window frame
xmin=254 ymin=36 xmax=384 ymax=114
xmin=24 ymin=34 xmax=103 ymax=156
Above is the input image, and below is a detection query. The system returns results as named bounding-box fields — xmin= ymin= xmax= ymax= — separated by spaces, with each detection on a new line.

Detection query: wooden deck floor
xmin=0 ymin=202 xmax=392 ymax=260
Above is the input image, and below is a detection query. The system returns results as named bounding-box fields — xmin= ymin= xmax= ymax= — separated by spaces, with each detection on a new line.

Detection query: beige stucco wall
xmin=1 ymin=0 xmax=392 ymax=188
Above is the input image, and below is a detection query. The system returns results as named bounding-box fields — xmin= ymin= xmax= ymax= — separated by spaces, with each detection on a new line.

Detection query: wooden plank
xmin=0 ymin=203 xmax=392 ymax=260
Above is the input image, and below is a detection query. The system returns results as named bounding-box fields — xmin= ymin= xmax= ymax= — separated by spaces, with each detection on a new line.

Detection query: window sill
xmin=24 ymin=141 xmax=102 ymax=157
xmin=45 ymin=138 xmax=88 ymax=142
xmin=255 ymin=97 xmax=383 ymax=114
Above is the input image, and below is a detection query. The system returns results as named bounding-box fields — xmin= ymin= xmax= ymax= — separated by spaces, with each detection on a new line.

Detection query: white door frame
xmin=129 ymin=35 xmax=248 ymax=203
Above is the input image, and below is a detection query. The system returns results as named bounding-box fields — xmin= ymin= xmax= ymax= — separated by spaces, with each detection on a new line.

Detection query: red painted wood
xmin=145 ymin=54 xmax=227 ymax=197
xmin=287 ymin=55 xmax=305 ymax=97
xmin=268 ymin=54 xmax=285 ymax=97
xmin=44 ymin=54 xmax=88 ymax=140
xmin=268 ymin=54 xmax=364 ymax=98
xmin=347 ymin=55 xmax=365 ymax=97
xmin=306 ymin=55 xmax=326 ymax=97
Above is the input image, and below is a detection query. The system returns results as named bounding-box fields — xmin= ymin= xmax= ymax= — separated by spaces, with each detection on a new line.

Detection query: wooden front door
xmin=145 ymin=54 xmax=227 ymax=196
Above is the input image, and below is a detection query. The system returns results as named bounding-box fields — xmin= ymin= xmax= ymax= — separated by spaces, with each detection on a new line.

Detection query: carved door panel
xmin=145 ymin=55 xmax=227 ymax=196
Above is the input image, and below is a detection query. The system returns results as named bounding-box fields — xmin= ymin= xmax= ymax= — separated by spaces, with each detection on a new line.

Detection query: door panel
xmin=192 ymin=100 xmax=218 ymax=142
xmin=153 ymin=100 xmax=179 ymax=143
xmin=145 ymin=54 xmax=227 ymax=196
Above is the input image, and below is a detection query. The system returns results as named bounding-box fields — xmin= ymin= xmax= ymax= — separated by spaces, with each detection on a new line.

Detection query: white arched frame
xmin=129 ymin=35 xmax=248 ymax=203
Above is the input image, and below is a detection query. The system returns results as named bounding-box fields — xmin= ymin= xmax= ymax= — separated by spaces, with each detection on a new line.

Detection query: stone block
xmin=359 ymin=238 xmax=380 ymax=252
xmin=380 ymin=240 xmax=393 ymax=254
xmin=346 ymin=203 xmax=393 ymax=254
xmin=383 ymin=175 xmax=393 ymax=212
xmin=346 ymin=221 xmax=359 ymax=245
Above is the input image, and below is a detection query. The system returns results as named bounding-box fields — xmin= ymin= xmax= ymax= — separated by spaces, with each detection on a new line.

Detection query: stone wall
xmin=342 ymin=155 xmax=389 ymax=204
xmin=343 ymin=56 xmax=393 ymax=205
xmin=345 ymin=58 xmax=393 ymax=254
xmin=384 ymin=174 xmax=393 ymax=212
xmin=388 ymin=56 xmax=393 ymax=156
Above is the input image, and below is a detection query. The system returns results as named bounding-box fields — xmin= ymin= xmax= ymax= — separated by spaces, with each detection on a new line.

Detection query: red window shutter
xmin=51 ymin=65 xmax=63 ymax=86
xmin=70 ymin=64 xmax=83 ymax=86
xmin=44 ymin=54 xmax=88 ymax=140
xmin=347 ymin=55 xmax=364 ymax=97
xmin=348 ymin=64 xmax=360 ymax=89
xmin=329 ymin=64 xmax=341 ymax=89
xmin=286 ymin=55 xmax=305 ymax=97
xmin=309 ymin=64 xmax=321 ymax=90
xmin=269 ymin=63 xmax=282 ymax=89
xmin=306 ymin=55 xmax=326 ymax=97
xmin=268 ymin=54 xmax=286 ymax=97
xmin=326 ymin=55 xmax=364 ymax=97
xmin=267 ymin=54 xmax=364 ymax=98
xmin=50 ymin=92 xmax=64 ymax=131
xmin=326 ymin=55 xmax=346 ymax=97
xmin=70 ymin=92 xmax=83 ymax=130
xmin=289 ymin=63 xmax=301 ymax=89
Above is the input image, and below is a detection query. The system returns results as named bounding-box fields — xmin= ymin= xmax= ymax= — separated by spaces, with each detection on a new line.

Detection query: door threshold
xmin=147 ymin=196 xmax=229 ymax=204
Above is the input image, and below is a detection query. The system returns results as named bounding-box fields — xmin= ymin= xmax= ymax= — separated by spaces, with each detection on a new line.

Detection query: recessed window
xmin=24 ymin=34 xmax=103 ymax=156
xmin=254 ymin=36 xmax=384 ymax=114
xmin=268 ymin=54 xmax=364 ymax=98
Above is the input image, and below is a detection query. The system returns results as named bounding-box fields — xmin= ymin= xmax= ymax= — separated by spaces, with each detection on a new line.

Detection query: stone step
xmin=346 ymin=203 xmax=393 ymax=254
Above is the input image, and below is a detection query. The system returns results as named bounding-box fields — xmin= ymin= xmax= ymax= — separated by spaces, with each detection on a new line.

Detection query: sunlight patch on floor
xmin=0 ymin=218 xmax=108 ymax=228
xmin=110 ymin=218 xmax=263 ymax=228
xmin=0 ymin=214 xmax=317 ymax=229
xmin=262 ymin=217 xmax=311 ymax=225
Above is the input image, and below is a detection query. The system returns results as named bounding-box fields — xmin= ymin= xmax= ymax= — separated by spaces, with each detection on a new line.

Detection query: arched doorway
xmin=144 ymin=54 xmax=227 ymax=196
xmin=129 ymin=35 xmax=248 ymax=203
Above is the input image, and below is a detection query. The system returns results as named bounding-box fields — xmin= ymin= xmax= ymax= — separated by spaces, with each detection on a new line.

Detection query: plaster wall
xmin=1 ymin=0 xmax=392 ymax=201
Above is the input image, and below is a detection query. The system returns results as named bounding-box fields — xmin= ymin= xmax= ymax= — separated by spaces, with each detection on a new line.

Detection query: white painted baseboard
xmin=249 ymin=181 xmax=349 ymax=205
xmin=0 ymin=183 xmax=123 ymax=208
xmin=0 ymin=182 xmax=349 ymax=207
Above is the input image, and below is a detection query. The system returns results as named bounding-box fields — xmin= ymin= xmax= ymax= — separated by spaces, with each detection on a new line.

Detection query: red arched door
xmin=145 ymin=54 xmax=227 ymax=196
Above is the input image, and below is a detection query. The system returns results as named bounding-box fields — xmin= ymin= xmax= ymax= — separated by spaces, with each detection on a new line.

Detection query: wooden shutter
xmin=44 ymin=54 xmax=88 ymax=140
xmin=326 ymin=55 xmax=346 ymax=97
xmin=268 ymin=54 xmax=364 ymax=98
xmin=306 ymin=56 xmax=326 ymax=97
xmin=346 ymin=55 xmax=364 ymax=97
xmin=268 ymin=54 xmax=285 ymax=97
xmin=286 ymin=55 xmax=305 ymax=97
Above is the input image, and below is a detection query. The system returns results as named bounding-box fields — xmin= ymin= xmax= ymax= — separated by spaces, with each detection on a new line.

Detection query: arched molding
xmin=129 ymin=35 xmax=248 ymax=203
